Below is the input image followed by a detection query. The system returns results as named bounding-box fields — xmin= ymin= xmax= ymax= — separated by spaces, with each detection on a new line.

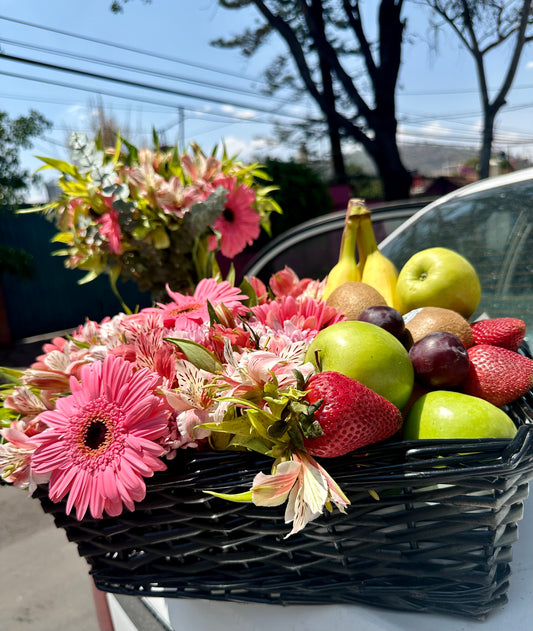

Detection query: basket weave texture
xmin=34 ymin=389 xmax=533 ymax=620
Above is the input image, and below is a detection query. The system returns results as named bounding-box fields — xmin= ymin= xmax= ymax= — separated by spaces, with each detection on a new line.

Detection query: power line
xmin=0 ymin=36 xmax=289 ymax=104
xmin=0 ymin=90 xmax=267 ymax=125
xmin=398 ymin=84 xmax=532 ymax=97
xmin=2 ymin=14 xmax=531 ymax=103
xmin=0 ymin=68 xmax=311 ymax=137
xmin=0 ymin=14 xmax=268 ymax=86
xmin=400 ymin=102 xmax=533 ymax=124
xmin=0 ymin=52 xmax=310 ymax=121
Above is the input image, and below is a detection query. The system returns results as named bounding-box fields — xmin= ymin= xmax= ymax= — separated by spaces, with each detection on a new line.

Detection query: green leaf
xmin=199 ymin=417 xmax=253 ymax=435
xmin=120 ymin=136 xmax=139 ymax=164
xmin=204 ymin=489 xmax=253 ymax=503
xmin=17 ymin=204 xmax=53 ymax=214
xmin=51 ymin=232 xmax=74 ymax=244
xmin=267 ymin=419 xmax=290 ymax=439
xmin=112 ymin=135 xmax=122 ymax=164
xmin=151 ymin=227 xmax=170 ymax=250
xmin=164 ymin=337 xmax=223 ymax=373
xmin=225 ymin=263 xmax=236 ymax=287
xmin=35 ymin=156 xmax=78 ymax=177
xmin=217 ymin=396 xmax=273 ymax=418
xmin=77 ymin=270 xmax=99 ymax=285
xmin=0 ymin=407 xmax=19 ymax=425
xmin=239 ymin=276 xmax=258 ymax=307
xmin=206 ymin=300 xmax=223 ymax=326
xmin=152 ymin=127 xmax=160 ymax=151
xmin=228 ymin=435 xmax=272 ymax=454
xmin=0 ymin=367 xmax=24 ymax=385
xmin=108 ymin=267 xmax=132 ymax=314
xmin=247 ymin=409 xmax=276 ymax=443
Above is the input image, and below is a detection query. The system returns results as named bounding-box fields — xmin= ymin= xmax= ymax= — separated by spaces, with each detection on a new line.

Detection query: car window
xmin=381 ymin=178 xmax=533 ymax=331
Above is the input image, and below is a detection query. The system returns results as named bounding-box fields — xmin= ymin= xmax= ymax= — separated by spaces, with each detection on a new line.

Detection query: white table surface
xmin=144 ymin=485 xmax=533 ymax=631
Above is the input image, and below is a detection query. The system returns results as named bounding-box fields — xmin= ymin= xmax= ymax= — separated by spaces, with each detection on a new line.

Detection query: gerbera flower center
xmin=167 ymin=301 xmax=203 ymax=316
xmin=84 ymin=418 xmax=111 ymax=451
xmin=68 ymin=398 xmax=126 ymax=467
xmin=223 ymin=207 xmax=235 ymax=222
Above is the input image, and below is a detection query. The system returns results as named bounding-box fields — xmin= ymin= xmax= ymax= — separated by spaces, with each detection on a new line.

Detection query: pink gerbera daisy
xmin=30 ymin=354 xmax=172 ymax=520
xmin=143 ymin=278 xmax=249 ymax=330
xmin=212 ymin=176 xmax=260 ymax=258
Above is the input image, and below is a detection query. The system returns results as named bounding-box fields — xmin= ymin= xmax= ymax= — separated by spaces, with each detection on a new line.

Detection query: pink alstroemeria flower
xmin=251 ymin=452 xmax=350 ymax=536
xmin=252 ymin=295 xmax=345 ymax=334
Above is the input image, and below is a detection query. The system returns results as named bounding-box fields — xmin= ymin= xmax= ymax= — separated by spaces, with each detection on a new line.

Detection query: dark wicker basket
xmin=34 ymin=386 xmax=533 ymax=621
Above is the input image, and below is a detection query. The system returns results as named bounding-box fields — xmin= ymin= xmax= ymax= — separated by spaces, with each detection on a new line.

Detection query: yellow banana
xmin=355 ymin=204 xmax=402 ymax=311
xmin=322 ymin=199 xmax=362 ymax=300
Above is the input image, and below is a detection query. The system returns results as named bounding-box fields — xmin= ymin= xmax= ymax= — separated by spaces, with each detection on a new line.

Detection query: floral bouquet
xmin=1 ymin=268 xmax=371 ymax=535
xmin=28 ymin=132 xmax=281 ymax=303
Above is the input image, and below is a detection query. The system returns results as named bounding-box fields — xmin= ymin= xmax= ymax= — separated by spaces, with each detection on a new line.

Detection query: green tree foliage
xmin=424 ymin=0 xmax=533 ymax=179
xmin=0 ymin=109 xmax=51 ymax=280
xmin=0 ymin=109 xmax=52 ymax=208
xmin=260 ymin=159 xmax=333 ymax=239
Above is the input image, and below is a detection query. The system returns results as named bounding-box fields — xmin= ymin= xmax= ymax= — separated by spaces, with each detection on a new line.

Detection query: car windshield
xmin=381 ymin=175 xmax=533 ymax=333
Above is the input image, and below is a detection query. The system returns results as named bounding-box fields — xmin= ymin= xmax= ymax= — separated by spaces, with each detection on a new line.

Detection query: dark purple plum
xmin=409 ymin=331 xmax=469 ymax=389
xmin=398 ymin=328 xmax=414 ymax=351
xmin=357 ymin=305 xmax=406 ymax=340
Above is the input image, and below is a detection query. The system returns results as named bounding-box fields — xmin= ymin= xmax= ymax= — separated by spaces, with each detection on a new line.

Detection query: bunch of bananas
xmin=322 ymin=198 xmax=401 ymax=309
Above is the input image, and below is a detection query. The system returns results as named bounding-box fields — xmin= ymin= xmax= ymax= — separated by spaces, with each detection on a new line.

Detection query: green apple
xmin=304 ymin=320 xmax=414 ymax=409
xmin=396 ymin=247 xmax=481 ymax=319
xmin=403 ymin=390 xmax=517 ymax=440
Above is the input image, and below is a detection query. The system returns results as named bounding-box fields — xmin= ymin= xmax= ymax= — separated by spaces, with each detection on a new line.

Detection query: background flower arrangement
xmin=29 ymin=132 xmax=281 ymax=303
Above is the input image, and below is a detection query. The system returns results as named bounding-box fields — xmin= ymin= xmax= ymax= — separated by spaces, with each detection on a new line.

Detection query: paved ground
xmin=0 ymin=333 xmax=103 ymax=630
xmin=0 ymin=483 xmax=101 ymax=631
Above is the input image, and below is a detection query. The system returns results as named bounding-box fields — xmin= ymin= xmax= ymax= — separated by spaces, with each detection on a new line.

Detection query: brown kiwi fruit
xmin=326 ymin=281 xmax=387 ymax=320
xmin=405 ymin=306 xmax=474 ymax=348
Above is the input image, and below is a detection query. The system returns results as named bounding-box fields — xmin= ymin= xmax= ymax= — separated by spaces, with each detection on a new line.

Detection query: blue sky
xmin=1 ymin=0 xmax=532 ymax=200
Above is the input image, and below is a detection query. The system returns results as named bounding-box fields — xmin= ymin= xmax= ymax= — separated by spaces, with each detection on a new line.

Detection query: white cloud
xmin=219 ymin=104 xmax=258 ymax=120
xmin=234 ymin=109 xmax=258 ymax=120
xmin=222 ymin=135 xmax=293 ymax=161
xmin=420 ymin=121 xmax=452 ymax=138
xmin=397 ymin=121 xmax=454 ymax=144
xmin=64 ymin=104 xmax=90 ymax=129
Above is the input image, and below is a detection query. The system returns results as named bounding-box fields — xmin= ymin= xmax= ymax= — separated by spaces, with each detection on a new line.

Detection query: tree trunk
xmin=375 ymin=154 xmax=412 ymax=200
xmin=370 ymin=133 xmax=412 ymax=200
xmin=311 ymin=0 xmax=347 ymax=183
xmin=328 ymin=122 xmax=347 ymax=184
xmin=478 ymin=107 xmax=497 ymax=180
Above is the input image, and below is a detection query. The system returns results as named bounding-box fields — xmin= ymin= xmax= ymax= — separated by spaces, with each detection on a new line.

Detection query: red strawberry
xmin=471 ymin=317 xmax=526 ymax=351
xmin=301 ymin=371 xmax=403 ymax=458
xmin=462 ymin=344 xmax=533 ymax=407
